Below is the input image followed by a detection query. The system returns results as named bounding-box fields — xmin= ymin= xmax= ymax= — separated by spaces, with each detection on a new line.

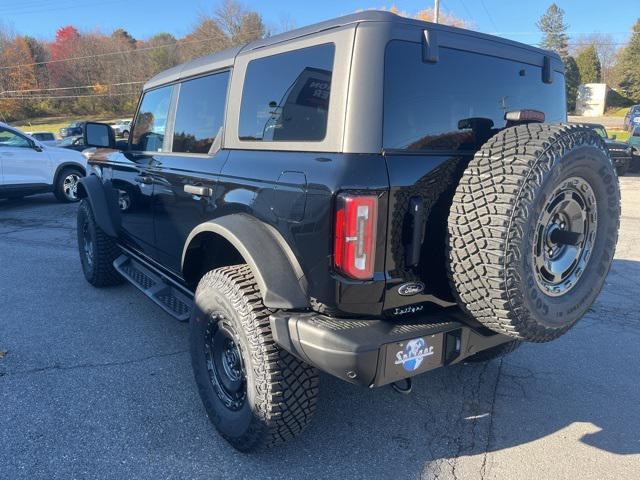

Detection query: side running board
xmin=113 ymin=255 xmax=193 ymax=322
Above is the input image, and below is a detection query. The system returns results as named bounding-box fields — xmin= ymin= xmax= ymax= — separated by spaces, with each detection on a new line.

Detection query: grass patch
xmin=609 ymin=129 xmax=630 ymax=142
xmin=11 ymin=115 xmax=132 ymax=138
xmin=606 ymin=107 xmax=630 ymax=118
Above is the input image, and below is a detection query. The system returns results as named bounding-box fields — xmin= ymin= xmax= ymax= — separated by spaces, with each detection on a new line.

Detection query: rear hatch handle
xmin=404 ymin=196 xmax=427 ymax=267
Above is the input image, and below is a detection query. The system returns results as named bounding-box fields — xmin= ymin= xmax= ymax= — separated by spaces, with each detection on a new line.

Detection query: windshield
xmin=593 ymin=127 xmax=607 ymax=139
xmin=58 ymin=136 xmax=81 ymax=146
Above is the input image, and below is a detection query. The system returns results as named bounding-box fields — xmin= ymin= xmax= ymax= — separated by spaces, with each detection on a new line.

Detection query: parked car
xmin=582 ymin=123 xmax=632 ymax=175
xmin=629 ymin=125 xmax=640 ymax=151
xmin=623 ymin=105 xmax=640 ymax=131
xmin=111 ymin=119 xmax=132 ymax=138
xmin=59 ymin=121 xmax=86 ymax=138
xmin=26 ymin=131 xmax=58 ymax=147
xmin=0 ymin=122 xmax=86 ymax=202
xmin=77 ymin=11 xmax=620 ymax=452
xmin=57 ymin=135 xmax=86 ymax=151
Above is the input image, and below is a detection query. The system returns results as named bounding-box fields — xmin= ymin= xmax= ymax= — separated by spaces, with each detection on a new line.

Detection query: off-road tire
xmin=464 ymin=341 xmax=521 ymax=363
xmin=448 ymin=124 xmax=620 ymax=342
xmin=190 ymin=265 xmax=319 ymax=452
xmin=54 ymin=167 xmax=82 ymax=203
xmin=77 ymin=200 xmax=124 ymax=287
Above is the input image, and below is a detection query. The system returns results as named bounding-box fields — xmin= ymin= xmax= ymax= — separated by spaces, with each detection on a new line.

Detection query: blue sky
xmin=0 ymin=0 xmax=637 ymax=47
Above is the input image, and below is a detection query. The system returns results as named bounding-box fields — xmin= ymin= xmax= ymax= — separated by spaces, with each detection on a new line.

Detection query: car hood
xmin=44 ymin=145 xmax=87 ymax=164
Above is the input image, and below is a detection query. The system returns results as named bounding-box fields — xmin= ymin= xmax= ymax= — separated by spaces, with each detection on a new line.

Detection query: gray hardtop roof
xmin=144 ymin=10 xmax=560 ymax=90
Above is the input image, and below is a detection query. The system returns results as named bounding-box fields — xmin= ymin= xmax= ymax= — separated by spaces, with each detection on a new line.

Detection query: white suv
xmin=0 ymin=123 xmax=87 ymax=202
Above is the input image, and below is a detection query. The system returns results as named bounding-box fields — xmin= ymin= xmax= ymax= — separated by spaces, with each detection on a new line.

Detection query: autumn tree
xmin=0 ymin=37 xmax=39 ymax=119
xmin=180 ymin=17 xmax=229 ymax=62
xmin=48 ymin=25 xmax=81 ymax=88
xmin=388 ymin=5 xmax=468 ymax=27
xmin=146 ymin=33 xmax=181 ymax=74
xmin=575 ymin=44 xmax=601 ymax=83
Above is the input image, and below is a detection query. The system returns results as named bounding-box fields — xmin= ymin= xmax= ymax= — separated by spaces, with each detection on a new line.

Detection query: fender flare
xmin=53 ymin=161 xmax=86 ymax=184
xmin=76 ymin=175 xmax=121 ymax=237
xmin=182 ymin=214 xmax=308 ymax=310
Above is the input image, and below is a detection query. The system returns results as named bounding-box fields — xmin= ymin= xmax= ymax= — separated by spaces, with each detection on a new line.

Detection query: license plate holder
xmin=381 ymin=333 xmax=445 ymax=385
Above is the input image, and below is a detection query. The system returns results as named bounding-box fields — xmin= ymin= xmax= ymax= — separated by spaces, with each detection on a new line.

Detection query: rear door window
xmin=239 ymin=43 xmax=335 ymax=142
xmin=383 ymin=41 xmax=566 ymax=152
xmin=172 ymin=71 xmax=230 ymax=154
xmin=131 ymin=86 xmax=173 ymax=152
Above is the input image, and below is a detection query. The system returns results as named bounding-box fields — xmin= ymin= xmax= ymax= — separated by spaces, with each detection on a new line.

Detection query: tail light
xmin=333 ymin=193 xmax=378 ymax=280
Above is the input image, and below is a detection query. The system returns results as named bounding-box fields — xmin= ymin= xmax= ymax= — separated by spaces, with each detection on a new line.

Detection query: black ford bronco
xmin=77 ymin=11 xmax=620 ymax=451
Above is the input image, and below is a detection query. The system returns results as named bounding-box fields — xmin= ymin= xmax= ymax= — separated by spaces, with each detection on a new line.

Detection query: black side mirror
xmin=84 ymin=122 xmax=116 ymax=149
xmin=29 ymin=140 xmax=43 ymax=152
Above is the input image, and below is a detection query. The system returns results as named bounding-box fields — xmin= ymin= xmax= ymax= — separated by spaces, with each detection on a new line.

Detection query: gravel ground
xmin=1 ymin=176 xmax=639 ymax=480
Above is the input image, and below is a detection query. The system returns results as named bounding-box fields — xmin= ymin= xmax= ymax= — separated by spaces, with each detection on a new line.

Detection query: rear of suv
xmin=77 ymin=11 xmax=620 ymax=451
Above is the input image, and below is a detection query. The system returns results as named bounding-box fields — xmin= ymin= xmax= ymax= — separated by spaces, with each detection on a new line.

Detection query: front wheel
xmin=190 ymin=265 xmax=319 ymax=452
xmin=77 ymin=200 xmax=124 ymax=287
xmin=54 ymin=167 xmax=82 ymax=202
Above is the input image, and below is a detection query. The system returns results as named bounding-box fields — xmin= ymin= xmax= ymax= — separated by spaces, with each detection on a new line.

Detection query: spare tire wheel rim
xmin=533 ymin=176 xmax=598 ymax=297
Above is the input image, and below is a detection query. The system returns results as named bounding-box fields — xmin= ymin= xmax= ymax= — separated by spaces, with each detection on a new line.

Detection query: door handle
xmin=135 ymin=175 xmax=153 ymax=184
xmin=184 ymin=184 xmax=212 ymax=197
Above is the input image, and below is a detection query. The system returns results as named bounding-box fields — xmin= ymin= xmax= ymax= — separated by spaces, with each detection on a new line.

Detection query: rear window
xmin=383 ymin=41 xmax=567 ymax=152
xmin=172 ymin=71 xmax=230 ymax=154
xmin=239 ymin=43 xmax=334 ymax=142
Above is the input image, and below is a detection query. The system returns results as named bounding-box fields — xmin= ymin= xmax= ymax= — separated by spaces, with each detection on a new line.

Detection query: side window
xmin=131 ymin=86 xmax=173 ymax=152
xmin=0 ymin=128 xmax=31 ymax=148
xmin=239 ymin=43 xmax=335 ymax=142
xmin=172 ymin=71 xmax=230 ymax=154
xmin=383 ymin=41 xmax=567 ymax=151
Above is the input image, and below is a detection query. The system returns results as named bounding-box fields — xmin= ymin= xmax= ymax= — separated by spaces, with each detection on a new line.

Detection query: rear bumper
xmin=270 ymin=308 xmax=512 ymax=388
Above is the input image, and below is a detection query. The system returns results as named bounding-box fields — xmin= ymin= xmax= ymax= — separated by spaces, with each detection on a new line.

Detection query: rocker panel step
xmin=113 ymin=255 xmax=193 ymax=322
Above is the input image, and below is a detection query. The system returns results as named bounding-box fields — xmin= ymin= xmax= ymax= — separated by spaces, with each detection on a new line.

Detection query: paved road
xmin=1 ymin=177 xmax=639 ymax=480
xmin=569 ymin=115 xmax=624 ymax=129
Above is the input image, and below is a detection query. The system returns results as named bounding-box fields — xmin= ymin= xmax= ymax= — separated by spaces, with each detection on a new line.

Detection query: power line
xmin=457 ymin=0 xmax=473 ymax=20
xmin=2 ymin=93 xmax=138 ymax=101
xmin=0 ymin=0 xmax=129 ymax=16
xmin=0 ymin=81 xmax=144 ymax=96
xmin=0 ymin=35 xmax=219 ymax=71
xmin=480 ymin=0 xmax=499 ymax=31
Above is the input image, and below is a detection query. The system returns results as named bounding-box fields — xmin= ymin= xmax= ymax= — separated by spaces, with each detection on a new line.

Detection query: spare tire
xmin=447 ymin=124 xmax=620 ymax=342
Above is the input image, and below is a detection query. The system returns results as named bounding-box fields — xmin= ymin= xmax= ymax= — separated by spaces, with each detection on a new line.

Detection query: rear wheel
xmin=54 ymin=167 xmax=82 ymax=202
xmin=190 ymin=265 xmax=319 ymax=451
xmin=448 ymin=124 xmax=620 ymax=342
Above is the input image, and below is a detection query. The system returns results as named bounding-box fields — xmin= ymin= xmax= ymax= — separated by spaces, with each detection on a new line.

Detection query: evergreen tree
xmin=617 ymin=19 xmax=640 ymax=101
xmin=537 ymin=4 xmax=569 ymax=58
xmin=576 ymin=45 xmax=602 ymax=83
xmin=564 ymin=56 xmax=581 ymax=113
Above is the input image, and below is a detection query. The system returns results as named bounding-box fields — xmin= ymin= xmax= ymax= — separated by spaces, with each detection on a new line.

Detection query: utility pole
xmin=434 ymin=0 xmax=440 ymax=23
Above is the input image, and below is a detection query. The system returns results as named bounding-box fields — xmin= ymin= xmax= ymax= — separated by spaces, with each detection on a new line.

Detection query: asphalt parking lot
xmin=1 ymin=176 xmax=639 ymax=480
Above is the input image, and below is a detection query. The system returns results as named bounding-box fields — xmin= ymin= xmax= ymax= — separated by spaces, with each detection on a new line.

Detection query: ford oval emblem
xmin=398 ymin=282 xmax=425 ymax=296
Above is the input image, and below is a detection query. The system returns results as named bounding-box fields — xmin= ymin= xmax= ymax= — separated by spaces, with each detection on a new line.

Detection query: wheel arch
xmin=53 ymin=161 xmax=86 ymax=185
xmin=182 ymin=214 xmax=308 ymax=310
xmin=76 ymin=175 xmax=121 ymax=237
